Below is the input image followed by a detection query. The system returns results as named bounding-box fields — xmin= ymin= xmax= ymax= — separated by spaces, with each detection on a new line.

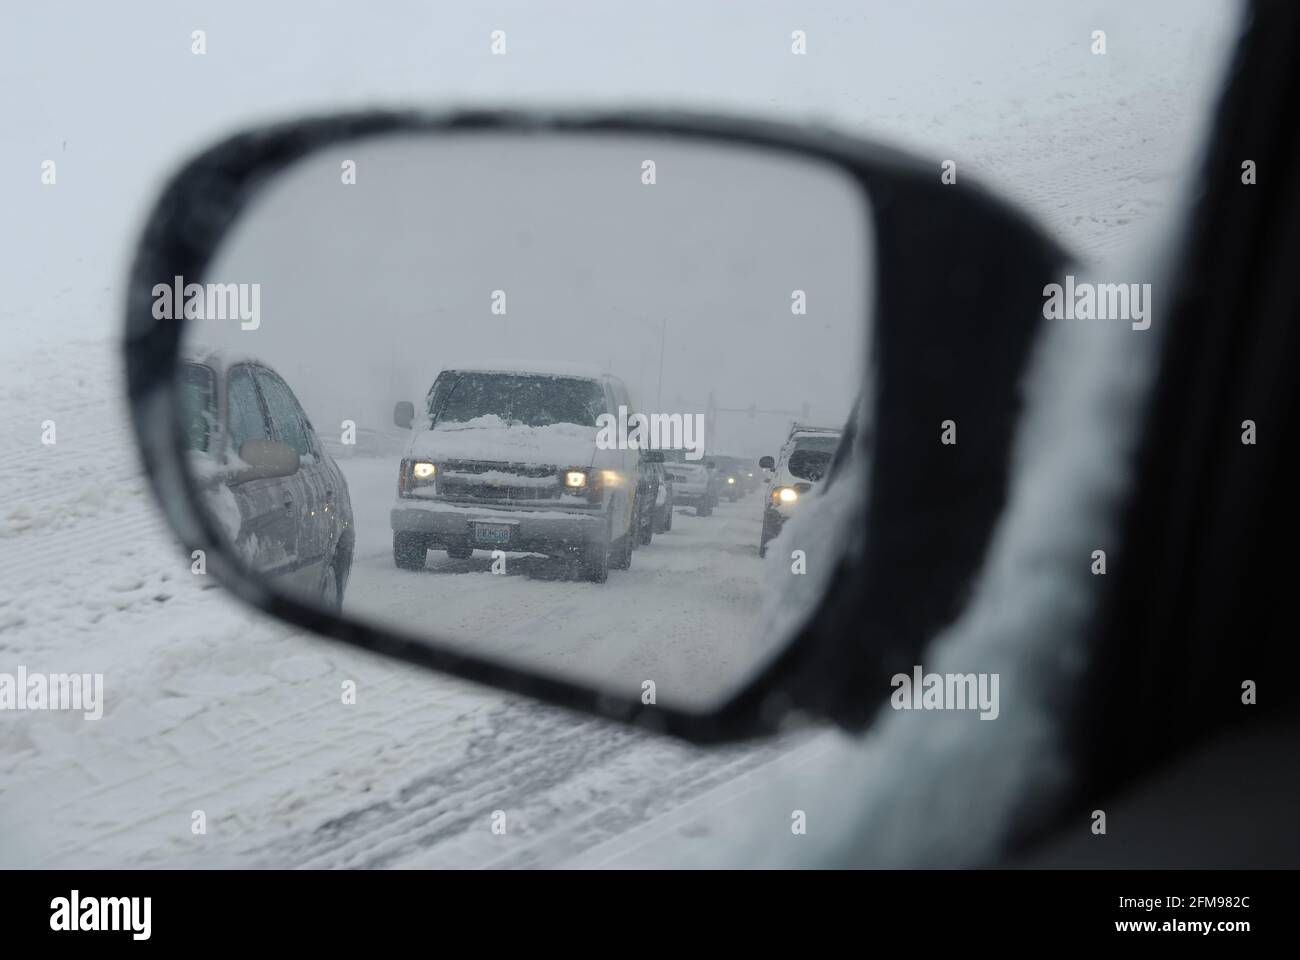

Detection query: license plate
xmin=473 ymin=522 xmax=513 ymax=545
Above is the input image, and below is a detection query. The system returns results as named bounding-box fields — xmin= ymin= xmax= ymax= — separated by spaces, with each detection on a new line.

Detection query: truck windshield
xmin=432 ymin=373 xmax=606 ymax=429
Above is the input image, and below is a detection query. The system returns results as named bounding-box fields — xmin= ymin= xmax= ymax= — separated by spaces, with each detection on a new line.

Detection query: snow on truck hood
xmin=405 ymin=415 xmax=599 ymax=466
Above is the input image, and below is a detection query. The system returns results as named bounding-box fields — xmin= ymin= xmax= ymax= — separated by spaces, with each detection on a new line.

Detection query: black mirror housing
xmin=124 ymin=107 xmax=1066 ymax=745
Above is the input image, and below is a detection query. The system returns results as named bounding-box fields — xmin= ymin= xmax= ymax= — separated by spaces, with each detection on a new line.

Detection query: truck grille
xmin=438 ymin=460 xmax=561 ymax=501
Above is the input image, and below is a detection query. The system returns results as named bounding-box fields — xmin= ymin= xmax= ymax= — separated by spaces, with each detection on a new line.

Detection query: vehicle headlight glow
xmin=564 ymin=470 xmax=587 ymax=488
xmin=600 ymin=469 xmax=622 ymax=487
xmin=777 ymin=486 xmax=799 ymax=504
xmin=727 ymin=477 xmax=735 ymax=484
xmin=412 ymin=461 xmax=436 ymax=480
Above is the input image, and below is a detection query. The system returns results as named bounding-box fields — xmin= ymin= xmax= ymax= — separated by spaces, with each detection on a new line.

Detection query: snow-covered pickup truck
xmin=390 ymin=363 xmax=640 ymax=583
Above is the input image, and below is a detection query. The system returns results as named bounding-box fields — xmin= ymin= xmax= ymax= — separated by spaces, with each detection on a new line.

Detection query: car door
xmin=253 ymin=367 xmax=328 ymax=593
xmin=224 ymin=364 xmax=301 ymax=581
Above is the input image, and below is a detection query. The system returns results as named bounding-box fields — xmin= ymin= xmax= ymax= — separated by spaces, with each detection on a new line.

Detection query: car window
xmin=255 ymin=370 xmax=313 ymax=457
xmin=179 ymin=363 xmax=216 ymax=452
xmin=226 ymin=365 xmax=269 ymax=457
xmin=787 ymin=448 xmax=833 ymax=482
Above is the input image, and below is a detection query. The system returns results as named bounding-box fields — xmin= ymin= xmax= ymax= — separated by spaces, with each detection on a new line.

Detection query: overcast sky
xmin=2 ymin=1 xmax=1239 ymax=357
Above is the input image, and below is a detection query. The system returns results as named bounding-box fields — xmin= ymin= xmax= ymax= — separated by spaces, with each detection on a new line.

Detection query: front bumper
xmin=392 ymin=500 xmax=606 ymax=554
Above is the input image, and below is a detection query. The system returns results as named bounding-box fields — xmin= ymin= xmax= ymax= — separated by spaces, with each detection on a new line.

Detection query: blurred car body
xmin=180 ymin=352 xmax=354 ymax=608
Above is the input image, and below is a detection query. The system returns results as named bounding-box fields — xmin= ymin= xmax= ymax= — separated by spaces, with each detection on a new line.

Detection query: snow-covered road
xmin=343 ymin=454 xmax=770 ymax=709
xmin=0 ymin=341 xmax=810 ymax=867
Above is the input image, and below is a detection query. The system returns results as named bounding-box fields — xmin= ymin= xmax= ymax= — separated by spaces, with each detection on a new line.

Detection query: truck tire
xmin=581 ymin=524 xmax=611 ymax=583
xmin=611 ymin=528 xmax=633 ymax=570
xmin=393 ymin=532 xmax=428 ymax=570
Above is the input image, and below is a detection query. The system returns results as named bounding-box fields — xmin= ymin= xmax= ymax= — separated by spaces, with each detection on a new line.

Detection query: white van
xmin=390 ymin=363 xmax=639 ymax=582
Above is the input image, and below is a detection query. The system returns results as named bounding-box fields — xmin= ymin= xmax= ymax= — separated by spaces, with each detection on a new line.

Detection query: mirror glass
xmin=174 ymin=130 xmax=873 ymax=712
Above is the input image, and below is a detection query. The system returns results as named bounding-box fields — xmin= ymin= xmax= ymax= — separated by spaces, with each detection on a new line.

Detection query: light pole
xmin=656 ymin=317 xmax=666 ymax=411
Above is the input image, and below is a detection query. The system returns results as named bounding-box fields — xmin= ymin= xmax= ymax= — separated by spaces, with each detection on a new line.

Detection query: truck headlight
xmin=400 ymin=459 xmax=437 ymax=497
xmin=564 ymin=470 xmax=588 ymax=489
xmin=775 ymin=486 xmax=799 ymax=504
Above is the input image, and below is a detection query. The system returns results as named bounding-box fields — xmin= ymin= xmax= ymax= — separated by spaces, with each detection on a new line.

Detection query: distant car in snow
xmin=661 ymin=454 xmax=715 ymax=516
xmin=389 ymin=363 xmax=640 ymax=582
xmin=709 ymin=454 xmax=752 ymax=501
xmin=179 ymin=352 xmax=354 ymax=609
xmin=758 ymin=424 xmax=843 ymax=557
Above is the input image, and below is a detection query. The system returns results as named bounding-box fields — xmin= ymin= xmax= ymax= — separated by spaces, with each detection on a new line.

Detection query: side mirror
xmin=393 ymin=401 xmax=415 ymax=429
xmin=235 ymin=439 xmax=299 ymax=481
xmin=643 ymin=450 xmax=665 ymax=463
xmin=127 ymin=107 xmax=1065 ymax=745
xmin=758 ymin=456 xmax=775 ymax=470
xmin=705 ymin=460 xmax=716 ymax=470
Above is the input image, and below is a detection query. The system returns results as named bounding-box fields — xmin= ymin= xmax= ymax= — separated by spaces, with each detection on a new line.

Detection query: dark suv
xmin=709 ymin=455 xmax=752 ymax=501
xmin=179 ymin=352 xmax=354 ymax=609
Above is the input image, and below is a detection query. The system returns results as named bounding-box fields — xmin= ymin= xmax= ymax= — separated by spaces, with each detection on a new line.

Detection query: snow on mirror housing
xmin=125 ymin=110 xmax=1065 ymax=743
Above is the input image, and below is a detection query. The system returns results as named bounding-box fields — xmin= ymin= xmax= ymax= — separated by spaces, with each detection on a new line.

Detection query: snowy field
xmin=0 ymin=2 xmax=1240 ymax=867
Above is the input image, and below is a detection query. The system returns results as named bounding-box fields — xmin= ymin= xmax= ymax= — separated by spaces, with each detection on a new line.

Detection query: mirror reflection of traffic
xmin=184 ymin=341 xmax=858 ymax=709
xmin=383 ymin=364 xmax=850 ymax=578
xmin=179 ymin=131 xmax=868 ymax=710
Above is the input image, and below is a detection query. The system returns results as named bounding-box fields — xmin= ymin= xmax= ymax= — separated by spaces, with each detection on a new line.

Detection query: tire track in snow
xmin=255 ymin=697 xmax=809 ymax=869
